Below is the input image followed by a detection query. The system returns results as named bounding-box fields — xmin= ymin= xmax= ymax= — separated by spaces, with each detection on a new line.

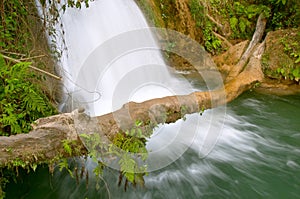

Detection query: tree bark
xmin=0 ymin=42 xmax=264 ymax=167
xmin=0 ymin=15 xmax=267 ymax=167
xmin=226 ymin=13 xmax=267 ymax=82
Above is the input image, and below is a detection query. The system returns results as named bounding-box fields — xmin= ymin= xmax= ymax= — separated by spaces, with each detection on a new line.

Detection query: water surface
xmin=6 ymin=91 xmax=300 ymax=199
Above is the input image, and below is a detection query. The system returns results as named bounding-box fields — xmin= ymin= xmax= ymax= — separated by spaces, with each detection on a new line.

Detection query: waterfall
xmin=56 ymin=0 xmax=192 ymax=116
xmin=6 ymin=2 xmax=299 ymax=198
xmin=38 ymin=0 xmax=224 ymax=172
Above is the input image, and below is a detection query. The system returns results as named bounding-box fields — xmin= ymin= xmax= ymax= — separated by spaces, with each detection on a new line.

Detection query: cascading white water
xmin=51 ymin=0 xmax=226 ymax=171
xmin=53 ymin=0 xmax=225 ymax=173
xmin=57 ymin=0 xmax=193 ymax=116
xmin=37 ymin=0 xmax=224 ymax=173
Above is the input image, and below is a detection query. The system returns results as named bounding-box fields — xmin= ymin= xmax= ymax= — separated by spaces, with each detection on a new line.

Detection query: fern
xmin=0 ymin=56 xmax=57 ymax=136
xmin=22 ymin=87 xmax=48 ymax=114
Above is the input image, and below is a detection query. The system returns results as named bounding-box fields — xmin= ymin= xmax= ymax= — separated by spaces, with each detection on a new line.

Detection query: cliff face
xmin=262 ymin=28 xmax=300 ymax=82
xmin=137 ymin=0 xmax=300 ymax=92
xmin=137 ymin=0 xmax=202 ymax=42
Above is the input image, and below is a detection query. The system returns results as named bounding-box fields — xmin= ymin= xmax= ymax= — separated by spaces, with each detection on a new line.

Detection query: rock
xmin=213 ymin=40 xmax=249 ymax=73
xmin=262 ymin=28 xmax=300 ymax=80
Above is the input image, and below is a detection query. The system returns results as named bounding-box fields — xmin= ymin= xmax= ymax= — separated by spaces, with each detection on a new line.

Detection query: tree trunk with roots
xmin=0 ymin=14 xmax=266 ymax=167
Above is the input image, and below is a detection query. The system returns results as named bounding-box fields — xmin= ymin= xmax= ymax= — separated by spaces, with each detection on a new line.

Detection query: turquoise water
xmin=6 ymin=91 xmax=300 ymax=198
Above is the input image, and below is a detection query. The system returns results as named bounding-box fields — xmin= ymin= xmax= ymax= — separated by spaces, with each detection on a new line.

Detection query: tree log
xmin=0 ymin=13 xmax=268 ymax=167
xmin=0 ymin=40 xmax=265 ymax=167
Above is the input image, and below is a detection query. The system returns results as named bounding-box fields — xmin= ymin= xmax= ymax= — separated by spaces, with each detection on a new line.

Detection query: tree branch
xmin=212 ymin=31 xmax=232 ymax=48
xmin=1 ymin=54 xmax=62 ymax=80
xmin=206 ymin=14 xmax=226 ymax=35
xmin=226 ymin=13 xmax=267 ymax=82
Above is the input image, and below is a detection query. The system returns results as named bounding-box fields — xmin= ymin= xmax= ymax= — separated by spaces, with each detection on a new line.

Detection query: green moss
xmin=263 ymin=28 xmax=300 ymax=82
xmin=135 ymin=0 xmax=164 ymax=27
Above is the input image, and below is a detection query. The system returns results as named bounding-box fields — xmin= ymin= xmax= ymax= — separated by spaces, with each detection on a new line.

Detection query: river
xmin=5 ymin=90 xmax=300 ymax=199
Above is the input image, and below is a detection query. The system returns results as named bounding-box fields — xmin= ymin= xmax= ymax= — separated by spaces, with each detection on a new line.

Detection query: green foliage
xmin=136 ymin=0 xmax=164 ymax=27
xmin=62 ymin=140 xmax=74 ymax=156
xmin=276 ymin=34 xmax=300 ymax=81
xmin=110 ymin=132 xmax=148 ymax=186
xmin=188 ymin=0 xmax=222 ymax=54
xmin=0 ymin=56 xmax=56 ymax=136
xmin=37 ymin=0 xmax=92 ymax=59
xmin=79 ymin=120 xmax=151 ymax=189
xmin=79 ymin=133 xmax=106 ymax=163
xmin=0 ymin=0 xmax=93 ymax=197
xmin=263 ymin=29 xmax=300 ymax=82
xmin=58 ymin=159 xmax=74 ymax=178
xmin=196 ymin=0 xmax=299 ymax=44
xmin=0 ymin=173 xmax=9 ymax=199
xmin=257 ymin=0 xmax=300 ymax=30
xmin=203 ymin=22 xmax=222 ymax=54
xmin=0 ymin=0 xmax=30 ymax=52
xmin=189 ymin=0 xmax=205 ymax=27
xmin=228 ymin=2 xmax=270 ymax=38
xmin=109 ymin=121 xmax=149 ymax=186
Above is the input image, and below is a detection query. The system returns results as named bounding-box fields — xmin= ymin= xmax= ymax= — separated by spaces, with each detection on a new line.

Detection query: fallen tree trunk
xmin=0 ymin=43 xmax=264 ymax=167
xmin=0 ymin=16 xmax=266 ymax=167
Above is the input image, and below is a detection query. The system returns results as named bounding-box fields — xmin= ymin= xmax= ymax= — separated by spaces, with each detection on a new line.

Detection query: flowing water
xmin=6 ymin=91 xmax=300 ymax=198
xmin=54 ymin=0 xmax=194 ymax=116
xmin=5 ymin=0 xmax=300 ymax=198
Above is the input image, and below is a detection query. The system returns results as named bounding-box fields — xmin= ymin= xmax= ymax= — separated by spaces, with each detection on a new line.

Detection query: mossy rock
xmin=262 ymin=28 xmax=300 ymax=82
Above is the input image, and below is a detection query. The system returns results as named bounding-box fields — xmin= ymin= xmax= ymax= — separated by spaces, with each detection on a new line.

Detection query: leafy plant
xmin=0 ymin=0 xmax=94 ymax=197
xmin=0 ymin=56 xmax=56 ymax=136
xmin=228 ymin=2 xmax=270 ymax=38
xmin=277 ymin=35 xmax=300 ymax=81
xmin=110 ymin=132 xmax=148 ymax=190
xmin=189 ymin=0 xmax=205 ymax=27
xmin=79 ymin=120 xmax=152 ymax=191
xmin=188 ymin=0 xmax=222 ymax=53
xmin=261 ymin=0 xmax=300 ymax=30
xmin=203 ymin=22 xmax=222 ymax=54
xmin=58 ymin=159 xmax=74 ymax=177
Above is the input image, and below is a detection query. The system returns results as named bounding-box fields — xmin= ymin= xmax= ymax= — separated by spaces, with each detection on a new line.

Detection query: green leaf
xmin=0 ymin=54 xmax=5 ymax=67
xmin=292 ymin=68 xmax=300 ymax=78
xmin=135 ymin=120 xmax=143 ymax=127
xmin=62 ymin=140 xmax=72 ymax=155
xmin=31 ymin=164 xmax=37 ymax=172
xmin=230 ymin=17 xmax=239 ymax=32
xmin=239 ymin=18 xmax=247 ymax=33
xmin=125 ymin=172 xmax=135 ymax=183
